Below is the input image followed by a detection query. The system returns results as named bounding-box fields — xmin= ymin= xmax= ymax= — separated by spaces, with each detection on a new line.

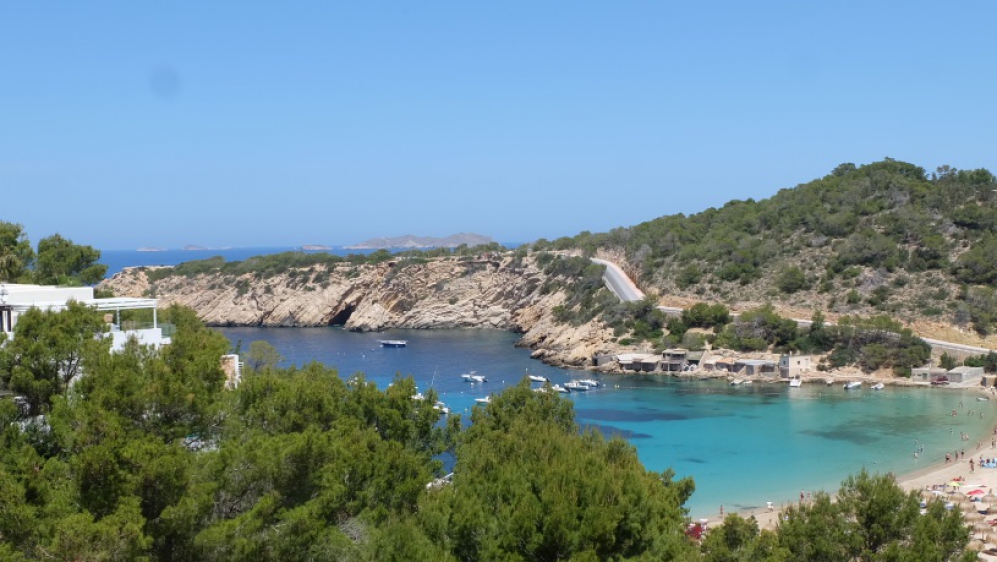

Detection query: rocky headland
xmin=101 ymin=255 xmax=616 ymax=369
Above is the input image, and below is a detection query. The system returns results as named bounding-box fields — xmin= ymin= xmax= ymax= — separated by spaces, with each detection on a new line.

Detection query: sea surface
xmin=217 ymin=326 xmax=997 ymax=519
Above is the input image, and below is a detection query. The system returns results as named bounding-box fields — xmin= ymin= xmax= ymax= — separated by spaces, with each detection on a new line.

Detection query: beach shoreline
xmin=696 ymin=381 xmax=997 ymax=532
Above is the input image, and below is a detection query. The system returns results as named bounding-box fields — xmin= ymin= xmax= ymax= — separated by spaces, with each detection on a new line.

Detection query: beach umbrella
xmin=968 ymin=538 xmax=985 ymax=551
xmin=951 ymin=492 xmax=968 ymax=502
xmin=969 ymin=489 xmax=987 ymax=496
xmin=975 ymin=522 xmax=992 ymax=538
xmin=986 ymin=492 xmax=997 ymax=506
xmin=966 ymin=511 xmax=985 ymax=522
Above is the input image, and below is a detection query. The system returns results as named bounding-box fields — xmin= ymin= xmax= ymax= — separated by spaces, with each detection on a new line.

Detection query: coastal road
xmin=591 ymin=258 xmax=644 ymax=303
xmin=591 ymin=256 xmax=996 ymax=355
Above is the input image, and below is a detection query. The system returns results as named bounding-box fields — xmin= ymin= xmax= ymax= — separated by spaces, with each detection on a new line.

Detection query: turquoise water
xmin=218 ymin=326 xmax=997 ymax=518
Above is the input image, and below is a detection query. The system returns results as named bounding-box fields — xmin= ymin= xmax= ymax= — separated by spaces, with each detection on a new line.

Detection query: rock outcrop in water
xmin=101 ymin=256 xmax=616 ymax=369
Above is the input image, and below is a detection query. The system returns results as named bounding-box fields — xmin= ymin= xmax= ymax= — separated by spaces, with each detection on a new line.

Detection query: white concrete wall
xmin=107 ymin=328 xmax=171 ymax=352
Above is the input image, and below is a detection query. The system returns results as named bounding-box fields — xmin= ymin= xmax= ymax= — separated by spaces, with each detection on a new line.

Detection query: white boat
xmin=871 ymin=383 xmax=885 ymax=390
xmin=433 ymin=401 xmax=450 ymax=415
xmin=824 ymin=378 xmax=835 ymax=386
xmin=552 ymin=384 xmax=570 ymax=394
xmin=532 ymin=387 xmax=548 ymax=394
xmin=528 ymin=374 xmax=549 ymax=383
xmin=475 ymin=396 xmax=491 ymax=404
xmin=729 ymin=379 xmax=744 ymax=386
xmin=461 ymin=372 xmax=487 ymax=383
xmin=564 ymin=381 xmax=589 ymax=392
xmin=743 ymin=380 xmax=753 ymax=385
xmin=844 ymin=381 xmax=862 ymax=390
xmin=789 ymin=378 xmax=802 ymax=388
xmin=978 ymin=397 xmax=990 ymax=402
xmin=412 ymin=392 xmax=425 ymax=401
xmin=378 ymin=339 xmax=407 ymax=348
xmin=578 ymin=379 xmax=600 ymax=388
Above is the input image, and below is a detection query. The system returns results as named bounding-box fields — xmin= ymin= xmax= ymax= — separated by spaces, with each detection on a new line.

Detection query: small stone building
xmin=779 ymin=354 xmax=813 ymax=379
xmin=947 ymin=366 xmax=984 ymax=384
xmin=734 ymin=359 xmax=778 ymax=376
xmin=911 ymin=366 xmax=949 ymax=383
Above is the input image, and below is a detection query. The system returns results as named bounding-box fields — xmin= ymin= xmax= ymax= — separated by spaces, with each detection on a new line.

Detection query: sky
xmin=3 ymin=2 xmax=997 ymax=250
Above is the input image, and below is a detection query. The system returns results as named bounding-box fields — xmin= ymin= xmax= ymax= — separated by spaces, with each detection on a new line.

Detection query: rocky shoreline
xmin=100 ymin=255 xmax=619 ymax=370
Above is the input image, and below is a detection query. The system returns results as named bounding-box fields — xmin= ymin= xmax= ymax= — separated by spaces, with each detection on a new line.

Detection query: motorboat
xmin=564 ymin=381 xmax=589 ymax=392
xmin=844 ymin=381 xmax=862 ymax=390
xmin=729 ymin=379 xmax=744 ymax=386
xmin=578 ymin=379 xmax=600 ymax=388
xmin=528 ymin=374 xmax=549 ymax=383
xmin=789 ymin=378 xmax=802 ymax=388
xmin=433 ymin=401 xmax=450 ymax=415
xmin=743 ymin=380 xmax=753 ymax=385
xmin=978 ymin=397 xmax=990 ymax=402
xmin=412 ymin=392 xmax=425 ymax=401
xmin=871 ymin=383 xmax=885 ymax=390
xmin=378 ymin=340 xmax=407 ymax=348
xmin=475 ymin=396 xmax=491 ymax=404
xmin=824 ymin=378 xmax=835 ymax=386
xmin=461 ymin=372 xmax=487 ymax=383
xmin=551 ymin=384 xmax=570 ymax=394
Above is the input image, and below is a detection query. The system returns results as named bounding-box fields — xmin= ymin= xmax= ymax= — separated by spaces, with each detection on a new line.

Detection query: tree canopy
xmin=0 ymin=221 xmax=107 ymax=285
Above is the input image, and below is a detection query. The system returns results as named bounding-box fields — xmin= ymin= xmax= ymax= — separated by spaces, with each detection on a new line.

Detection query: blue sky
xmin=3 ymin=2 xmax=996 ymax=250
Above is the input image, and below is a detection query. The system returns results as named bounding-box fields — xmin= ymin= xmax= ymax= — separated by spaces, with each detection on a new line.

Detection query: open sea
xmin=217 ymin=326 xmax=997 ymax=519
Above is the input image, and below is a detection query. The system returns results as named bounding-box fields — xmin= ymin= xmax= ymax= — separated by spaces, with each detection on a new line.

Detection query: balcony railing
xmin=118 ymin=321 xmax=176 ymax=337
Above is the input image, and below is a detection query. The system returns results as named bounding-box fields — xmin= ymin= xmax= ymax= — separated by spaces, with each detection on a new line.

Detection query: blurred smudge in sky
xmin=149 ymin=65 xmax=181 ymax=100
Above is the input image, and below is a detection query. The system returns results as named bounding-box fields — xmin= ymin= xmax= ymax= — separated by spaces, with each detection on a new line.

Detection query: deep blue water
xmin=217 ymin=326 xmax=997 ymax=519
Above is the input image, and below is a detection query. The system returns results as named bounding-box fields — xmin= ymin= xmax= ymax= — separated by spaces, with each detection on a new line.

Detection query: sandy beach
xmin=697 ymin=379 xmax=997 ymax=555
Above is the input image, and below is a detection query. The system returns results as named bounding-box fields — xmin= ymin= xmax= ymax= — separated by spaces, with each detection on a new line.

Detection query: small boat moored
xmin=475 ymin=396 xmax=492 ymax=404
xmin=528 ymin=374 xmax=549 ymax=383
xmin=871 ymin=383 xmax=885 ymax=390
xmin=789 ymin=378 xmax=802 ymax=388
xmin=461 ymin=371 xmax=487 ymax=383
xmin=844 ymin=381 xmax=862 ymax=390
xmin=378 ymin=339 xmax=408 ymax=348
xmin=564 ymin=381 xmax=589 ymax=392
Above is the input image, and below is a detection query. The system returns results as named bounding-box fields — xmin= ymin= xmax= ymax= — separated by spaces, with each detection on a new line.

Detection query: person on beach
xmin=719 ymin=505 xmax=724 ymax=518
xmin=970 ymin=458 xmax=975 ymax=472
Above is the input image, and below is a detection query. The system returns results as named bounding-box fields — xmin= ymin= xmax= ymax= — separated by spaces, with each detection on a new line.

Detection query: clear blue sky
xmin=3 ymin=2 xmax=996 ymax=250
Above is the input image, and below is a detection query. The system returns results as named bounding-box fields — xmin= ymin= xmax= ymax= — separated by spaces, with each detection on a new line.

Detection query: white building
xmin=779 ymin=354 xmax=813 ymax=379
xmin=0 ymin=283 xmax=170 ymax=351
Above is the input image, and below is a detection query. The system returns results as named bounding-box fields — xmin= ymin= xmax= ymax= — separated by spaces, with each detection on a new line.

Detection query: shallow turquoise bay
xmin=219 ymin=327 xmax=997 ymax=518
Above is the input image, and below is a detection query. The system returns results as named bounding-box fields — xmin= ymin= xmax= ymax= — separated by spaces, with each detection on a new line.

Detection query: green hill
xmin=537 ymin=159 xmax=997 ymax=338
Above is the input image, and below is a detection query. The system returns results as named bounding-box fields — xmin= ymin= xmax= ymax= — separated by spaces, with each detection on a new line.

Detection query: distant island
xmin=345 ymin=233 xmax=494 ymax=250
xmin=136 ymin=247 xmax=166 ymax=252
xmin=300 ymin=244 xmax=334 ymax=251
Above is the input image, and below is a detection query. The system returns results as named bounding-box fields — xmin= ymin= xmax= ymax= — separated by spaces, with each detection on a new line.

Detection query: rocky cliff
xmin=101 ymin=256 xmax=616 ymax=369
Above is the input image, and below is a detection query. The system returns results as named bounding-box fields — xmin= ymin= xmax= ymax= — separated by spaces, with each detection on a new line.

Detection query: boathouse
xmin=734 ymin=359 xmax=778 ymax=376
xmin=779 ymin=354 xmax=813 ymax=378
xmin=947 ymin=366 xmax=984 ymax=384
xmin=661 ymin=349 xmax=688 ymax=372
xmin=911 ymin=366 xmax=949 ymax=383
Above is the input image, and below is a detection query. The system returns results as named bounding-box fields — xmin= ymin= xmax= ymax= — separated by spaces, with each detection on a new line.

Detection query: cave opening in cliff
xmin=329 ymin=304 xmax=355 ymax=326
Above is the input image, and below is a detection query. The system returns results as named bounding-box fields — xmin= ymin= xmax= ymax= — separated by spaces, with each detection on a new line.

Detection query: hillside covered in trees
xmin=535 ymin=160 xmax=997 ymax=339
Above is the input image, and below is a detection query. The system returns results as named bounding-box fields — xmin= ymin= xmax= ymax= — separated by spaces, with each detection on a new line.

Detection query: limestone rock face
xmin=101 ymin=256 xmax=615 ymax=369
